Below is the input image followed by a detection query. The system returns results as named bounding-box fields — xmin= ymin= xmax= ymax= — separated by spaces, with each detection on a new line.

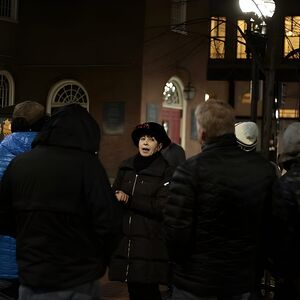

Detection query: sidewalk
xmin=100 ymin=272 xmax=129 ymax=300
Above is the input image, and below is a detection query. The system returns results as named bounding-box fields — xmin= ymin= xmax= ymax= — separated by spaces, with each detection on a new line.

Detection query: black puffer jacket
xmin=163 ymin=134 xmax=276 ymax=297
xmin=0 ymin=104 xmax=121 ymax=290
xmin=270 ymin=158 xmax=300 ymax=279
xmin=109 ymin=153 xmax=173 ymax=284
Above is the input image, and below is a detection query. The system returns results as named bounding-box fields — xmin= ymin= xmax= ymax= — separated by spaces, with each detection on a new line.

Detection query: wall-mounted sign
xmin=102 ymin=102 xmax=125 ymax=135
xmin=146 ymin=103 xmax=158 ymax=122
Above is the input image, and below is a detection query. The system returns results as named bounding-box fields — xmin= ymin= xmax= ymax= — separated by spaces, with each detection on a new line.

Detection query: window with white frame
xmin=0 ymin=71 xmax=14 ymax=108
xmin=171 ymin=0 xmax=187 ymax=34
xmin=47 ymin=80 xmax=89 ymax=114
xmin=0 ymin=0 xmax=18 ymax=20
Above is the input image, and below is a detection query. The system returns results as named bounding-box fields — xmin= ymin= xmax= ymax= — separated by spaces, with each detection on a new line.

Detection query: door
xmin=161 ymin=108 xmax=182 ymax=144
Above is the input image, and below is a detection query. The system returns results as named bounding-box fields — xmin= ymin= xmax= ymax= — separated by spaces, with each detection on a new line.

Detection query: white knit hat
xmin=279 ymin=122 xmax=300 ymax=163
xmin=235 ymin=121 xmax=259 ymax=152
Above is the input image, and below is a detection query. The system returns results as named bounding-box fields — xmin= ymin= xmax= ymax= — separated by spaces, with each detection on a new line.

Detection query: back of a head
xmin=280 ymin=122 xmax=300 ymax=164
xmin=33 ymin=103 xmax=100 ymax=154
xmin=12 ymin=101 xmax=46 ymax=132
xmin=235 ymin=121 xmax=258 ymax=152
xmin=195 ymin=99 xmax=235 ymax=139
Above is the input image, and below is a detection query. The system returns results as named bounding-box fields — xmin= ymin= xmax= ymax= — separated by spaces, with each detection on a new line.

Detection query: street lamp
xmin=239 ymin=0 xmax=275 ymax=19
xmin=239 ymin=0 xmax=276 ymax=158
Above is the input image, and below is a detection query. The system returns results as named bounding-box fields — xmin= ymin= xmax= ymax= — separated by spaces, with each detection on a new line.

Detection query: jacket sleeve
xmin=163 ymin=163 xmax=195 ymax=261
xmin=84 ymin=157 xmax=123 ymax=265
xmin=0 ymin=165 xmax=16 ymax=237
xmin=128 ymin=166 xmax=174 ymax=220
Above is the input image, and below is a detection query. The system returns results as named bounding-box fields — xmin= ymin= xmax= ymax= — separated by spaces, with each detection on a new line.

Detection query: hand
xmin=115 ymin=190 xmax=129 ymax=204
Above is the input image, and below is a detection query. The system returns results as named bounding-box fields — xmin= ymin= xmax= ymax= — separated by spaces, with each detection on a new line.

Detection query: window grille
xmin=49 ymin=81 xmax=89 ymax=114
xmin=171 ymin=0 xmax=187 ymax=34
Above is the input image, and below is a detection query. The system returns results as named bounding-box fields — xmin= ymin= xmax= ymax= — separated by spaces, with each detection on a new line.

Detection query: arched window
xmin=0 ymin=71 xmax=14 ymax=108
xmin=47 ymin=80 xmax=89 ymax=114
xmin=162 ymin=78 xmax=183 ymax=109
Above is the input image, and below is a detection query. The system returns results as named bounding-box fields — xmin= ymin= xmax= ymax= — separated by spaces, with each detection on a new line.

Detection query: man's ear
xmin=157 ymin=143 xmax=163 ymax=151
xmin=198 ymin=127 xmax=206 ymax=144
xmin=201 ymin=130 xmax=206 ymax=142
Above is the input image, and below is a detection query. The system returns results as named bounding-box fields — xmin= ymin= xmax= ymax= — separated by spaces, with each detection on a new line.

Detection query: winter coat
xmin=0 ymin=131 xmax=37 ymax=280
xmin=0 ymin=105 xmax=121 ymax=291
xmin=163 ymin=134 xmax=276 ymax=297
xmin=270 ymin=158 xmax=300 ymax=280
xmin=109 ymin=153 xmax=173 ymax=284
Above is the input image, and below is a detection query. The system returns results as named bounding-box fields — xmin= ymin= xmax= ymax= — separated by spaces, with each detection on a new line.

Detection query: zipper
xmin=125 ymin=174 xmax=138 ymax=282
xmin=131 ymin=174 xmax=138 ymax=196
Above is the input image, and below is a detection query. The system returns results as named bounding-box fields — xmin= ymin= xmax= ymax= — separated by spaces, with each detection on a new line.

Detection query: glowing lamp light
xmin=239 ymin=0 xmax=275 ymax=19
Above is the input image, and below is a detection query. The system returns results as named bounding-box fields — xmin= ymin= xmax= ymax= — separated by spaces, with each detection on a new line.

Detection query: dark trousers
xmin=127 ymin=282 xmax=162 ymax=300
xmin=0 ymin=279 xmax=19 ymax=300
xmin=171 ymin=286 xmax=254 ymax=300
xmin=18 ymin=280 xmax=101 ymax=300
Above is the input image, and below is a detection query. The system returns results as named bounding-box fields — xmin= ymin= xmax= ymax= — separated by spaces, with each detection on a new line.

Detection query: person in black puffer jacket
xmin=163 ymin=99 xmax=276 ymax=300
xmin=109 ymin=122 xmax=174 ymax=300
xmin=269 ymin=122 xmax=300 ymax=300
xmin=0 ymin=104 xmax=122 ymax=300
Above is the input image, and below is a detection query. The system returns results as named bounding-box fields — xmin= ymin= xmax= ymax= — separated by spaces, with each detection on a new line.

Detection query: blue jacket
xmin=0 ymin=132 xmax=37 ymax=279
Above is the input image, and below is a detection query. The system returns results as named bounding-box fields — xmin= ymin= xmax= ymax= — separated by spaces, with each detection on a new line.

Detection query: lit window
xmin=162 ymin=79 xmax=183 ymax=109
xmin=279 ymin=109 xmax=299 ymax=118
xmin=237 ymin=20 xmax=247 ymax=59
xmin=48 ymin=80 xmax=89 ymax=114
xmin=171 ymin=0 xmax=187 ymax=34
xmin=0 ymin=71 xmax=14 ymax=108
xmin=284 ymin=16 xmax=300 ymax=59
xmin=0 ymin=0 xmax=18 ymax=20
xmin=163 ymin=81 xmax=180 ymax=106
xmin=210 ymin=17 xmax=226 ymax=59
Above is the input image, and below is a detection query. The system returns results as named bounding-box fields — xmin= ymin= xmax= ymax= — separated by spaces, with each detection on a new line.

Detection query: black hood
xmin=32 ymin=104 xmax=100 ymax=154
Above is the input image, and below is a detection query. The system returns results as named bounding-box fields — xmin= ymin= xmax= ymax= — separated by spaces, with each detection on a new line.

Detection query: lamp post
xmin=239 ymin=0 xmax=276 ymax=157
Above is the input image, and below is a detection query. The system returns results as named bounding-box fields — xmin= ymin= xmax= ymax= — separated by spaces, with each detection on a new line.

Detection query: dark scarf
xmin=133 ymin=152 xmax=161 ymax=172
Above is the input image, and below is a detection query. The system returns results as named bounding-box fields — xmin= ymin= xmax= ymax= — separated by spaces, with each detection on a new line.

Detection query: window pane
xmin=284 ymin=16 xmax=300 ymax=58
xmin=0 ymin=0 xmax=11 ymax=18
xmin=171 ymin=0 xmax=187 ymax=34
xmin=237 ymin=20 xmax=247 ymax=59
xmin=210 ymin=17 xmax=226 ymax=59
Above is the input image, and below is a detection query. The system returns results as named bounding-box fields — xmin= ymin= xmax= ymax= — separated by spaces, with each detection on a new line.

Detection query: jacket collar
xmin=121 ymin=153 xmax=167 ymax=177
xmin=202 ymin=133 xmax=237 ymax=152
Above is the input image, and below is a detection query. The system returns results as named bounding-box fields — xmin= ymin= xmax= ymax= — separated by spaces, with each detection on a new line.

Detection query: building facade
xmin=1 ymin=0 xmax=300 ymax=176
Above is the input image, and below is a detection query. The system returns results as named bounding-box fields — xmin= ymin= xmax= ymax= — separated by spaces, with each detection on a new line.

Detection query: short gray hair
xmin=195 ymin=99 xmax=235 ymax=139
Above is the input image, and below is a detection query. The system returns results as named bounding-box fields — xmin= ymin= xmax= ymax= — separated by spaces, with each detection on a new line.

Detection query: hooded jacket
xmin=0 ymin=104 xmax=121 ymax=290
xmin=0 ymin=131 xmax=37 ymax=279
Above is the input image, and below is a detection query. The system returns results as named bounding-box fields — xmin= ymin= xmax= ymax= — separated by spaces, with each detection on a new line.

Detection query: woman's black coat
xmin=109 ymin=153 xmax=173 ymax=284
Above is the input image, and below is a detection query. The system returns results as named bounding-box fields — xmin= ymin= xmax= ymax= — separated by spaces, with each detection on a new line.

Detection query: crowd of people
xmin=0 ymin=99 xmax=299 ymax=300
